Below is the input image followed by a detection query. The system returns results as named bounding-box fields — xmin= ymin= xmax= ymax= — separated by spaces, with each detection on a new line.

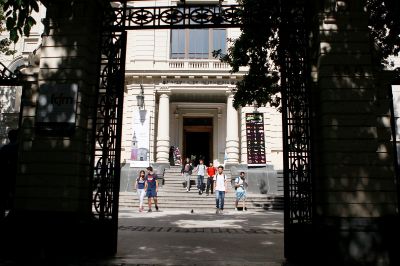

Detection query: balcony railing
xmin=127 ymin=59 xmax=241 ymax=72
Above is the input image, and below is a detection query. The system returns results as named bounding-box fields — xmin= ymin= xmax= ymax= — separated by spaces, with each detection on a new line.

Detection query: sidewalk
xmin=113 ymin=209 xmax=284 ymax=265
xmin=0 ymin=209 xmax=285 ymax=266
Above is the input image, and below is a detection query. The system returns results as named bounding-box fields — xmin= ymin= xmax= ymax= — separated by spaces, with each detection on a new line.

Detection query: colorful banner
xmin=130 ymin=109 xmax=150 ymax=167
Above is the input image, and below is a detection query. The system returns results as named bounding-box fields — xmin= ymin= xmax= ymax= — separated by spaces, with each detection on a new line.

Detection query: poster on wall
xmin=130 ymin=109 xmax=150 ymax=167
xmin=246 ymin=113 xmax=266 ymax=167
xmin=35 ymin=83 xmax=78 ymax=135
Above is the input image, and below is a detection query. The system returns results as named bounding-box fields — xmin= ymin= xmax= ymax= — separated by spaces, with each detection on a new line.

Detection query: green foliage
xmin=215 ymin=0 xmax=281 ymax=109
xmin=367 ymin=0 xmax=400 ymax=61
xmin=0 ymin=0 xmax=16 ymax=55
xmin=218 ymin=0 xmax=400 ymax=109
xmin=2 ymin=0 xmax=38 ymax=43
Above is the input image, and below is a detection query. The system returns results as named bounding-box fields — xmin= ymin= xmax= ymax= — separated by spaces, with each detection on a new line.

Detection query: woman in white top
xmin=135 ymin=170 xmax=146 ymax=212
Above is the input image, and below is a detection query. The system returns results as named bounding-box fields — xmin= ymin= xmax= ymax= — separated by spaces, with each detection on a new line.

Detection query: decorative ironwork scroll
xmin=0 ymin=61 xmax=19 ymax=85
xmin=93 ymin=0 xmax=314 ymax=258
xmin=92 ymin=1 xmax=127 ymax=225
xmin=280 ymin=0 xmax=314 ymax=260
xmin=106 ymin=2 xmax=242 ymax=30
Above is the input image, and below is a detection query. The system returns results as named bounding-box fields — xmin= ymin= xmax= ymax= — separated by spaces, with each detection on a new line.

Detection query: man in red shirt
xmin=206 ymin=162 xmax=217 ymax=195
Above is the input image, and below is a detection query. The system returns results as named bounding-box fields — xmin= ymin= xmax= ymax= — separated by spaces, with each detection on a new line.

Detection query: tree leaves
xmin=2 ymin=0 xmax=39 ymax=43
xmin=218 ymin=0 xmax=400 ymax=109
xmin=215 ymin=0 xmax=281 ymax=110
xmin=366 ymin=0 xmax=400 ymax=61
xmin=0 ymin=0 xmax=16 ymax=55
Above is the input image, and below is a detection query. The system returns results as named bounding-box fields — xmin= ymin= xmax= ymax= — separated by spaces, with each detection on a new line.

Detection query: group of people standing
xmin=134 ymin=160 xmax=248 ymax=214
xmin=181 ymin=158 xmax=216 ymax=195
xmin=181 ymin=158 xmax=248 ymax=214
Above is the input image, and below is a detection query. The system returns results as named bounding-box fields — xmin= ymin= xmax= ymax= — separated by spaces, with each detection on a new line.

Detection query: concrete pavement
xmin=112 ymin=209 xmax=284 ymax=265
xmin=0 ymin=209 xmax=285 ymax=265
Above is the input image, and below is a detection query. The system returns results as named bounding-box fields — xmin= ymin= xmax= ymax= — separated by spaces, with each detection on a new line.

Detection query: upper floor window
xmin=171 ymin=28 xmax=227 ymax=59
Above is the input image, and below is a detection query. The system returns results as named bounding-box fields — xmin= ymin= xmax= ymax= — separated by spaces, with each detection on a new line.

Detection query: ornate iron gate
xmin=0 ymin=62 xmax=19 ymax=85
xmin=280 ymin=0 xmax=314 ymax=260
xmin=93 ymin=0 xmax=314 ymax=259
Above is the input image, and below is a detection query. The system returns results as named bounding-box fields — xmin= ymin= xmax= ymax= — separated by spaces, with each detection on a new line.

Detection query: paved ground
xmin=112 ymin=208 xmax=284 ymax=265
xmin=0 ymin=209 xmax=285 ymax=265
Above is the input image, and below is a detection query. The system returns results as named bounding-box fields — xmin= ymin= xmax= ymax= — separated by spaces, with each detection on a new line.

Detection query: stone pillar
xmin=225 ymin=92 xmax=239 ymax=165
xmin=313 ymin=0 xmax=398 ymax=264
xmin=156 ymin=93 xmax=170 ymax=164
xmin=14 ymin=0 xmax=101 ymax=215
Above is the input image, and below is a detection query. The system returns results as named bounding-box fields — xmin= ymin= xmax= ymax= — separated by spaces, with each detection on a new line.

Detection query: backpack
xmin=188 ymin=164 xmax=193 ymax=175
xmin=235 ymin=177 xmax=240 ymax=190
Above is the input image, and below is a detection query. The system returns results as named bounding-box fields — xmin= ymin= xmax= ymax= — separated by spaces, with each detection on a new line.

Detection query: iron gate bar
xmin=93 ymin=0 xmax=314 ymax=258
xmin=104 ymin=4 xmax=244 ymax=30
xmin=0 ymin=61 xmax=19 ymax=86
xmin=280 ymin=0 xmax=314 ymax=260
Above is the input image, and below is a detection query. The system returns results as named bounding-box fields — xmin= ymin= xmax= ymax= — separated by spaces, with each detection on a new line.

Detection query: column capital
xmin=156 ymin=85 xmax=171 ymax=96
xmin=226 ymin=89 xmax=236 ymax=97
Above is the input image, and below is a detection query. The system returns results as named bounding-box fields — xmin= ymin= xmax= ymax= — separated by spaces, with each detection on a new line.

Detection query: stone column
xmin=156 ymin=93 xmax=170 ymax=163
xmin=225 ymin=92 xmax=239 ymax=165
xmin=14 ymin=0 xmax=101 ymax=215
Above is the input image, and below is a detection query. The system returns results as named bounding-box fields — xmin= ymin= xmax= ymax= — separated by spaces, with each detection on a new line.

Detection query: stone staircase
xmin=119 ymin=166 xmax=283 ymax=211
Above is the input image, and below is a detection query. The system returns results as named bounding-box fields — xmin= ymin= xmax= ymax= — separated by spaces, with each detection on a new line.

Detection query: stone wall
xmin=313 ymin=1 xmax=399 ymax=264
xmin=14 ymin=0 xmax=102 ymax=215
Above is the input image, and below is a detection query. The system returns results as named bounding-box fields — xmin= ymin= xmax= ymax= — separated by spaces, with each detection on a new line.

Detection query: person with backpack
xmin=234 ymin=171 xmax=248 ymax=211
xmin=213 ymin=165 xmax=229 ymax=214
xmin=194 ymin=159 xmax=207 ymax=195
xmin=135 ymin=170 xmax=146 ymax=212
xmin=206 ymin=162 xmax=216 ymax=195
xmin=144 ymin=166 xmax=159 ymax=212
xmin=181 ymin=158 xmax=193 ymax=192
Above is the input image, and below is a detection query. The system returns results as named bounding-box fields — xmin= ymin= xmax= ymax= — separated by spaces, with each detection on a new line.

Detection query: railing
xmin=128 ymin=59 xmax=234 ymax=71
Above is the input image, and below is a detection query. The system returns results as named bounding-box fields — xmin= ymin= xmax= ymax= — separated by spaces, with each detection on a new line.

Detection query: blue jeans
xmin=197 ymin=175 xmax=204 ymax=190
xmin=215 ymin=191 xmax=225 ymax=210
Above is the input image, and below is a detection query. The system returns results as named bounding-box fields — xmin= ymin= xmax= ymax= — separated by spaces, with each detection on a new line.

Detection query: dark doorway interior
xmin=185 ymin=132 xmax=211 ymax=165
xmin=183 ymin=117 xmax=213 ymax=165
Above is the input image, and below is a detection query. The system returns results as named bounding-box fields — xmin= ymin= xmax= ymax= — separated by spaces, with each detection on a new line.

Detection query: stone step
xmin=118 ymin=193 xmax=284 ymax=210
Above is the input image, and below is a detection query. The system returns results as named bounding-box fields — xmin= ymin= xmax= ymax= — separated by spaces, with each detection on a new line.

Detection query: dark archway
xmin=92 ymin=0 xmax=314 ymax=260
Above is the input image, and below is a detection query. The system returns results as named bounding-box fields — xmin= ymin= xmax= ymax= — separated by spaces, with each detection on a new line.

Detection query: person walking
xmin=194 ymin=159 xmax=207 ymax=195
xmin=181 ymin=158 xmax=193 ymax=192
xmin=213 ymin=165 xmax=229 ymax=214
xmin=234 ymin=171 xmax=247 ymax=211
xmin=144 ymin=166 xmax=159 ymax=212
xmin=135 ymin=170 xmax=146 ymax=212
xmin=206 ymin=162 xmax=216 ymax=196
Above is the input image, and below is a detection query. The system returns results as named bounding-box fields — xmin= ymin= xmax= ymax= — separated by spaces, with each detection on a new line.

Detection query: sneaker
xmin=216 ymin=209 xmax=220 ymax=214
xmin=220 ymin=209 xmax=224 ymax=214
xmin=155 ymin=205 xmax=159 ymax=211
xmin=147 ymin=209 xmax=152 ymax=212
xmin=139 ymin=208 xmax=143 ymax=212
xmin=186 ymin=188 xmax=189 ymax=192
xmin=244 ymin=207 xmax=247 ymax=211
xmin=206 ymin=193 xmax=209 ymax=196
xmin=198 ymin=190 xmax=201 ymax=195
xmin=235 ymin=207 xmax=238 ymax=211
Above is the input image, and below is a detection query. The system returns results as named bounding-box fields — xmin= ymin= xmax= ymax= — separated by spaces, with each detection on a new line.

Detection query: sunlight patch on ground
xmin=260 ymin=241 xmax=275 ymax=246
xmin=169 ymin=245 xmax=216 ymax=254
xmin=172 ymin=219 xmax=246 ymax=229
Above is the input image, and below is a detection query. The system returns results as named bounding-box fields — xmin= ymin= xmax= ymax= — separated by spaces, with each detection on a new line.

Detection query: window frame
xmin=170 ymin=28 xmax=227 ymax=59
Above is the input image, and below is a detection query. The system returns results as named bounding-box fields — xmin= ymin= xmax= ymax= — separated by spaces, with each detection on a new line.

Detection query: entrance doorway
xmin=183 ymin=117 xmax=213 ymax=165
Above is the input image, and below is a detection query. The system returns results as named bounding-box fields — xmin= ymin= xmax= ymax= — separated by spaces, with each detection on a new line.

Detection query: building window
xmin=170 ymin=28 xmax=227 ymax=59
